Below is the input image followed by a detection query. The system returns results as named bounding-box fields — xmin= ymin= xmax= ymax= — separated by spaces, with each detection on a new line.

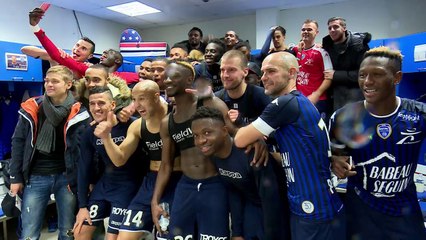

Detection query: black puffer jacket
xmin=323 ymin=31 xmax=372 ymax=111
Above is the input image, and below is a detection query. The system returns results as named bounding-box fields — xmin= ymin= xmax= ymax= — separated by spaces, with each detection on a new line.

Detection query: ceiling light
xmin=107 ymin=1 xmax=161 ymax=17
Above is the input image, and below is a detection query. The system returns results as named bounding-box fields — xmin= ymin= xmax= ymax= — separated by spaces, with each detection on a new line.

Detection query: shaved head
xmin=265 ymin=52 xmax=299 ymax=79
xmin=261 ymin=52 xmax=299 ymax=96
xmin=132 ymin=80 xmax=160 ymax=97
xmin=268 ymin=52 xmax=298 ymax=71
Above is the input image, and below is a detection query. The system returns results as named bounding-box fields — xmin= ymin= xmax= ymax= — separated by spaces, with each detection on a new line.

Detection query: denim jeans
xmin=21 ymin=174 xmax=76 ymax=240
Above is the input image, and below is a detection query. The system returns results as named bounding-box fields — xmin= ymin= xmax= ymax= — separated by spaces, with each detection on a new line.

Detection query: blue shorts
xmin=84 ymin=176 xmax=139 ymax=234
xmin=239 ymin=201 xmax=290 ymax=240
xmin=169 ymin=175 xmax=229 ymax=240
xmin=346 ymin=189 xmax=426 ymax=240
xmin=290 ymin=210 xmax=345 ymax=240
xmin=119 ymin=171 xmax=181 ymax=233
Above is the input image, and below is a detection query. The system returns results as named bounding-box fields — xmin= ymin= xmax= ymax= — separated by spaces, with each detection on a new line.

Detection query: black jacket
xmin=10 ymin=96 xmax=90 ymax=193
xmin=323 ymin=31 xmax=372 ymax=111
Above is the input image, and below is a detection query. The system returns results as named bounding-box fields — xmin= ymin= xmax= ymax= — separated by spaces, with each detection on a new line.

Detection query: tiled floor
xmin=1 ymin=218 xmax=109 ymax=240
xmin=1 ymin=218 xmax=58 ymax=240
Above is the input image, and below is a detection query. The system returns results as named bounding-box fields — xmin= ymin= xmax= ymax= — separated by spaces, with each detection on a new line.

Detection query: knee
xmin=73 ymin=227 xmax=94 ymax=240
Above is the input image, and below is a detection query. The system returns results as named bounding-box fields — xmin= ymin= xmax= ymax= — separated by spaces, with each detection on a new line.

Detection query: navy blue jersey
xmin=211 ymin=144 xmax=288 ymax=239
xmin=78 ymin=121 xmax=143 ymax=208
xmin=329 ymin=98 xmax=426 ymax=216
xmin=194 ymin=62 xmax=222 ymax=92
xmin=215 ymin=84 xmax=272 ymax=127
xmin=252 ymin=90 xmax=342 ymax=220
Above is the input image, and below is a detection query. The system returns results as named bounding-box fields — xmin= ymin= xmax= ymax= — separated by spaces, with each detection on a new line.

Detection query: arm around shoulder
xmin=234 ymin=123 xmax=265 ymax=148
xmin=21 ymin=46 xmax=52 ymax=61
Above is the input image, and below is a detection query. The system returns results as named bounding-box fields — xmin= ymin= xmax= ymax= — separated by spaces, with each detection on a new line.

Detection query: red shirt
xmin=35 ymin=29 xmax=88 ymax=78
xmin=293 ymin=46 xmax=333 ymax=100
xmin=35 ymin=29 xmax=139 ymax=84
xmin=112 ymin=72 xmax=139 ymax=85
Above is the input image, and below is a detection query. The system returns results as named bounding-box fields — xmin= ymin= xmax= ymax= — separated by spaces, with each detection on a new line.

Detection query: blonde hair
xmin=188 ymin=49 xmax=204 ymax=61
xmin=175 ymin=61 xmax=195 ymax=82
xmin=46 ymin=65 xmax=74 ymax=83
xmin=364 ymin=46 xmax=403 ymax=72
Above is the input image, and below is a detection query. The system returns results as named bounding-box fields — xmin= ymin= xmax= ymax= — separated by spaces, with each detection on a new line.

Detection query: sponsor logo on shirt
xmin=96 ymin=136 xmax=125 ymax=145
xmin=396 ymin=128 xmax=422 ymax=145
xmin=356 ymin=152 xmax=413 ymax=197
xmin=397 ymin=112 xmax=420 ymax=122
xmin=218 ymin=168 xmax=242 ymax=179
xmin=171 ymin=128 xmax=193 ymax=143
xmin=146 ymin=140 xmax=163 ymax=150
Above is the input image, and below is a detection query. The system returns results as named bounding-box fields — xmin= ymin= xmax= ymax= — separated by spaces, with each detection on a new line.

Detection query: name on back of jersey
xmin=281 ymin=152 xmax=295 ymax=183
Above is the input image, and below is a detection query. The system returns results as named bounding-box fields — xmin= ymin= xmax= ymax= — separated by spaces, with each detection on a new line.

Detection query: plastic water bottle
xmin=158 ymin=202 xmax=170 ymax=232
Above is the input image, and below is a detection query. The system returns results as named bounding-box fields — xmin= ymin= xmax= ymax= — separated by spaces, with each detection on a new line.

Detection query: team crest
xmin=377 ymin=123 xmax=392 ymax=139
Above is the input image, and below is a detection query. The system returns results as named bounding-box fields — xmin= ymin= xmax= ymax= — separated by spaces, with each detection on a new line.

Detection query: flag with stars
xmin=119 ymin=28 xmax=167 ymax=57
xmin=120 ymin=28 xmax=142 ymax=42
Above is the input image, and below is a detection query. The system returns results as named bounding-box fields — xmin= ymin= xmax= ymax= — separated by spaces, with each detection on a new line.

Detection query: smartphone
xmin=40 ymin=2 xmax=51 ymax=12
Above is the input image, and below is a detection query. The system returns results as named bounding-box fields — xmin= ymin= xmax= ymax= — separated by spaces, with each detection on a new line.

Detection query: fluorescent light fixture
xmin=107 ymin=1 xmax=161 ymax=16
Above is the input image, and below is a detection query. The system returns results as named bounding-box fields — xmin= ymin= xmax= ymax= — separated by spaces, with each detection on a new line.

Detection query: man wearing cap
xmin=246 ymin=62 xmax=262 ymax=86
xmin=233 ymin=41 xmax=262 ymax=86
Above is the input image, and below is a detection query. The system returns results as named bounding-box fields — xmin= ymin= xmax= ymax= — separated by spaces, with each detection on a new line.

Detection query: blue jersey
xmin=252 ymin=90 xmax=342 ymax=220
xmin=329 ymin=98 xmax=426 ymax=216
xmin=78 ymin=120 xmax=143 ymax=208
xmin=195 ymin=62 xmax=222 ymax=92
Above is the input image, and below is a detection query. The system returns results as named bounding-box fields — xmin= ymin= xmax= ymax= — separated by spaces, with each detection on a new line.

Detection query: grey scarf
xmin=35 ymin=92 xmax=74 ymax=153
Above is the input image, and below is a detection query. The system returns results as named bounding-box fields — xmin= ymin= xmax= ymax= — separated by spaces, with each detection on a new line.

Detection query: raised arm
xmin=29 ymin=8 xmax=88 ymax=77
xmin=102 ymin=118 xmax=141 ymax=166
xmin=21 ymin=46 xmax=53 ymax=62
xmin=259 ymin=28 xmax=274 ymax=61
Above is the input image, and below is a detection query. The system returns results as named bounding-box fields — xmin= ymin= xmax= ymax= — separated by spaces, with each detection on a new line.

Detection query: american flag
xmin=120 ymin=28 xmax=167 ymax=57
xmin=120 ymin=28 xmax=142 ymax=42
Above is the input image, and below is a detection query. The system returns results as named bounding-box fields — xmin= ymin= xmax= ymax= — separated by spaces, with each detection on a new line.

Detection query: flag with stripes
xmin=119 ymin=42 xmax=168 ymax=57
